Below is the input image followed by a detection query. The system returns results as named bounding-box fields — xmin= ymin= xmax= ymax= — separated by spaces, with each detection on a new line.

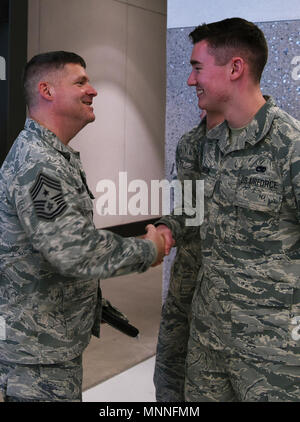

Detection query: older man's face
xmin=51 ymin=63 xmax=98 ymax=129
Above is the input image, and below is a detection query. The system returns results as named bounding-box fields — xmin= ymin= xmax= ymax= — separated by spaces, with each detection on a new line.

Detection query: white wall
xmin=28 ymin=0 xmax=167 ymax=228
xmin=168 ymin=0 xmax=300 ymax=28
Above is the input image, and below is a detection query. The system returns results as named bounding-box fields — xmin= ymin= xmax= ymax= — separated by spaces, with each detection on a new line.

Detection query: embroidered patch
xmin=30 ymin=173 xmax=67 ymax=221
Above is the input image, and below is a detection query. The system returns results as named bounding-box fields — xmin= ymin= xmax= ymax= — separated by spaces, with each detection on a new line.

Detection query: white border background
xmin=167 ymin=0 xmax=300 ymax=28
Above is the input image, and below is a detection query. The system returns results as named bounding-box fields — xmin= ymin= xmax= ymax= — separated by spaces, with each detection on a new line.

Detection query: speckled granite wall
xmin=162 ymin=20 xmax=300 ymax=300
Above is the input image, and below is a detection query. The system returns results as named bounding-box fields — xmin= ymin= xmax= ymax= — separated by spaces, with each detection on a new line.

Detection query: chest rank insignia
xmin=30 ymin=173 xmax=67 ymax=221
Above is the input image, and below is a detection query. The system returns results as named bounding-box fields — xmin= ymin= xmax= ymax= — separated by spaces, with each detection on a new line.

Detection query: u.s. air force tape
xmin=30 ymin=172 xmax=67 ymax=221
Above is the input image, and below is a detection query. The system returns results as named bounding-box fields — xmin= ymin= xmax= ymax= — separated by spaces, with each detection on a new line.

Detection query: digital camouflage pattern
xmin=0 ymin=355 xmax=82 ymax=402
xmin=155 ymin=97 xmax=300 ymax=401
xmin=155 ymin=122 xmax=206 ymax=245
xmin=154 ymin=119 xmax=206 ymax=401
xmin=153 ymin=238 xmax=201 ymax=401
xmin=0 ymin=118 xmax=157 ymax=367
xmin=183 ymin=97 xmax=300 ymax=401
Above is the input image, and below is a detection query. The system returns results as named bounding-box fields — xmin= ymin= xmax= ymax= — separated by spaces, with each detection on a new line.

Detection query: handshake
xmin=142 ymin=224 xmax=175 ymax=267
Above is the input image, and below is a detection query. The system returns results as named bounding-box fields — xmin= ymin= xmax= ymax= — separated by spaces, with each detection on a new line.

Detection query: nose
xmin=187 ymin=70 xmax=196 ymax=86
xmin=87 ymin=83 xmax=98 ymax=97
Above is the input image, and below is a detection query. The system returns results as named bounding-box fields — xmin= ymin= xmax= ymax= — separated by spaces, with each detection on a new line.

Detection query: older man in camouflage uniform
xmin=157 ymin=18 xmax=300 ymax=401
xmin=0 ymin=51 xmax=165 ymax=402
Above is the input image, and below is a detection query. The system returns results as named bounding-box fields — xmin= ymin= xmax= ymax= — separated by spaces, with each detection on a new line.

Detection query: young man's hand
xmin=143 ymin=224 xmax=166 ymax=266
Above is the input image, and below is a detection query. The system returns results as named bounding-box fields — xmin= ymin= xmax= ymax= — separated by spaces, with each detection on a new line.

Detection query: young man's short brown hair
xmin=189 ymin=17 xmax=268 ymax=83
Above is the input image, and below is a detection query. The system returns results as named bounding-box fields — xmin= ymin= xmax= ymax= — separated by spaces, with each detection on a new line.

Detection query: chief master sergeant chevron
xmin=0 ymin=51 xmax=165 ymax=402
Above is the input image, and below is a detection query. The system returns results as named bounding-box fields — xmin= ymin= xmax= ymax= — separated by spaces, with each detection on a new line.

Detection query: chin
xmin=198 ymin=99 xmax=206 ymax=109
xmin=87 ymin=114 xmax=96 ymax=123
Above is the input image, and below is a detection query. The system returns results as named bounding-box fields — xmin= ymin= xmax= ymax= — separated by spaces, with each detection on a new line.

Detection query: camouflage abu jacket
xmin=0 ymin=118 xmax=157 ymax=364
xmin=164 ymin=97 xmax=300 ymax=360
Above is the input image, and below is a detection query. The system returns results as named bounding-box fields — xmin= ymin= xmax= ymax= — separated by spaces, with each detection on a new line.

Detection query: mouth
xmin=196 ymin=88 xmax=204 ymax=97
xmin=82 ymin=100 xmax=93 ymax=108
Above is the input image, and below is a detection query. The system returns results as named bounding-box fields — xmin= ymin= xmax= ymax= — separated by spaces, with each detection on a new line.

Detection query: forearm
xmin=31 ymin=222 xmax=157 ymax=280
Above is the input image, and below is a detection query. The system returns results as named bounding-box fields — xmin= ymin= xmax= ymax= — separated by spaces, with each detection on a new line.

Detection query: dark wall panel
xmin=0 ymin=0 xmax=28 ymax=165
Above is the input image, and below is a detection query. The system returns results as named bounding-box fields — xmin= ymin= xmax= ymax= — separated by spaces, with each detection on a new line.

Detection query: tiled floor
xmin=82 ymin=266 xmax=163 ymax=400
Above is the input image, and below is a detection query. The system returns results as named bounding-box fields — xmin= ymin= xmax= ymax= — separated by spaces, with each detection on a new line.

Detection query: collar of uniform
xmin=206 ymin=119 xmax=227 ymax=141
xmin=206 ymin=96 xmax=277 ymax=154
xmin=195 ymin=117 xmax=208 ymax=137
xmin=240 ymin=96 xmax=277 ymax=147
xmin=25 ymin=118 xmax=81 ymax=162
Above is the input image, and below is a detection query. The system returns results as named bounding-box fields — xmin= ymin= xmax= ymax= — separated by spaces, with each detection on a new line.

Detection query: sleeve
xmin=154 ymin=126 xmax=202 ymax=245
xmin=9 ymin=162 xmax=157 ymax=280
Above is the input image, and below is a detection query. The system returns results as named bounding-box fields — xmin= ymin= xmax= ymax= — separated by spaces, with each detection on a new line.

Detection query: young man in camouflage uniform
xmin=157 ymin=18 xmax=300 ymax=401
xmin=153 ymin=110 xmax=224 ymax=401
xmin=0 ymin=51 xmax=165 ymax=402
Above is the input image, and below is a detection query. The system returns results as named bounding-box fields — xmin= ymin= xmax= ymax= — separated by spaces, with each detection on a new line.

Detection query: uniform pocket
xmin=231 ymin=282 xmax=295 ymax=356
xmin=63 ymin=279 xmax=98 ymax=340
xmin=234 ymin=185 xmax=282 ymax=213
xmin=234 ymin=161 xmax=283 ymax=214
xmin=232 ymin=183 xmax=283 ymax=249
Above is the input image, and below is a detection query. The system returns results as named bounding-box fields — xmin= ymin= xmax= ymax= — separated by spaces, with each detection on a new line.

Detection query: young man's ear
xmin=38 ymin=81 xmax=54 ymax=101
xmin=230 ymin=57 xmax=245 ymax=80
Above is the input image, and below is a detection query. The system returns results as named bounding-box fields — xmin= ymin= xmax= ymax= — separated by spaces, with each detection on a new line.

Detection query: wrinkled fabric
xmin=154 ymin=97 xmax=300 ymax=402
xmin=0 ymin=118 xmax=157 ymax=365
xmin=185 ymin=97 xmax=300 ymax=401
xmin=154 ymin=119 xmax=207 ymax=401
xmin=0 ymin=356 xmax=82 ymax=402
xmin=154 ymin=238 xmax=201 ymax=401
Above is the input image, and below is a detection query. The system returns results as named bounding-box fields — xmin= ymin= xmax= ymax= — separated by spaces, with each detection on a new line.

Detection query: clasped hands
xmin=142 ymin=224 xmax=175 ymax=267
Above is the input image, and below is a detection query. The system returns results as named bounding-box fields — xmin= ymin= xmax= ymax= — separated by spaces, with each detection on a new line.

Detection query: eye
xmin=75 ymin=78 xmax=88 ymax=86
xmin=191 ymin=65 xmax=202 ymax=73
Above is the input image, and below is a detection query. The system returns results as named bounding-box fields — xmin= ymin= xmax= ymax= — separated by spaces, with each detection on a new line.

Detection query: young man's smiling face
xmin=187 ymin=40 xmax=231 ymax=113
